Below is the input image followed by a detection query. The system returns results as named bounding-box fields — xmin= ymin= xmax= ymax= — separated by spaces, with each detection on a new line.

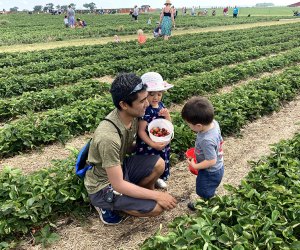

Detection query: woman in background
xmin=159 ymin=0 xmax=175 ymax=40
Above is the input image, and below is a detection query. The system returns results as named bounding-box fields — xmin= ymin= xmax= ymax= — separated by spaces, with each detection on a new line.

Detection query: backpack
xmin=75 ymin=119 xmax=121 ymax=178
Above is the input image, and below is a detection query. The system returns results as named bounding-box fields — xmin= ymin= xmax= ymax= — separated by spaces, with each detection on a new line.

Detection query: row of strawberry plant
xmin=170 ymin=66 xmax=300 ymax=155
xmin=164 ymin=46 xmax=300 ymax=105
xmin=1 ymin=66 xmax=300 ymax=244
xmin=2 ymin=45 xmax=300 ymax=123
xmin=1 ymin=63 xmax=300 ymax=159
xmin=1 ymin=34 xmax=299 ymax=99
xmin=0 ymin=14 xmax=292 ymax=46
xmin=0 ymin=23 xmax=296 ymax=73
xmin=142 ymin=133 xmax=300 ymax=249
xmin=0 ymin=79 xmax=110 ymax=122
xmin=145 ymin=39 xmax=300 ymax=79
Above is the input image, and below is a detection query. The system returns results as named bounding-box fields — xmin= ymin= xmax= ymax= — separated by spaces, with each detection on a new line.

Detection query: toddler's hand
xmin=159 ymin=108 xmax=170 ymax=119
xmin=187 ymin=157 xmax=197 ymax=169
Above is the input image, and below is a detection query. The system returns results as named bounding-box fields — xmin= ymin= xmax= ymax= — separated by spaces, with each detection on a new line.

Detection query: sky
xmin=0 ymin=0 xmax=297 ymax=11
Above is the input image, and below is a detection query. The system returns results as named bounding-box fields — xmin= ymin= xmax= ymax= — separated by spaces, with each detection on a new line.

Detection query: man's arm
xmin=106 ymin=165 xmax=177 ymax=210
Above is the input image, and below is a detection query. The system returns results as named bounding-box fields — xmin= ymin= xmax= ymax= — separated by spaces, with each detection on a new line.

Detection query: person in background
xmin=223 ymin=6 xmax=229 ymax=16
xmin=147 ymin=16 xmax=152 ymax=25
xmin=67 ymin=5 xmax=75 ymax=28
xmin=84 ymin=73 xmax=177 ymax=225
xmin=172 ymin=6 xmax=178 ymax=19
xmin=76 ymin=18 xmax=83 ymax=28
xmin=233 ymin=6 xmax=239 ymax=18
xmin=132 ymin=5 xmax=139 ymax=22
xmin=136 ymin=72 xmax=174 ymax=189
xmin=64 ymin=15 xmax=69 ymax=28
xmin=191 ymin=6 xmax=196 ymax=16
xmin=181 ymin=96 xmax=224 ymax=211
xmin=159 ymin=0 xmax=175 ymax=40
xmin=137 ymin=29 xmax=147 ymax=44
xmin=153 ymin=22 xmax=162 ymax=38
xmin=114 ymin=35 xmax=120 ymax=43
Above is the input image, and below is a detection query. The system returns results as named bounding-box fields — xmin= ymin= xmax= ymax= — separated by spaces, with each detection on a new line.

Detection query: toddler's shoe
xmin=155 ymin=178 xmax=167 ymax=189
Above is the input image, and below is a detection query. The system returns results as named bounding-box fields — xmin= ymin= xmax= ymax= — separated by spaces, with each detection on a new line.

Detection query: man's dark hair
xmin=110 ymin=73 xmax=147 ymax=110
xmin=181 ymin=96 xmax=214 ymax=125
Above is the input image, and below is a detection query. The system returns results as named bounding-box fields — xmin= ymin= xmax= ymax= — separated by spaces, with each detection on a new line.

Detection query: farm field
xmin=0 ymin=11 xmax=299 ymax=249
xmin=0 ymin=7 xmax=298 ymax=46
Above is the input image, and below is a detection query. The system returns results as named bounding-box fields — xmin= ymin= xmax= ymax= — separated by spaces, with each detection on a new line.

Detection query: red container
xmin=185 ymin=148 xmax=198 ymax=175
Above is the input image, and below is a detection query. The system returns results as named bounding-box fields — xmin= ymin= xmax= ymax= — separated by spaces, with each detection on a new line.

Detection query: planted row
xmin=142 ymin=133 xmax=300 ymax=249
xmin=0 ymin=23 xmax=296 ymax=71
xmin=3 ymin=46 xmax=300 ymax=123
xmin=0 ymin=79 xmax=110 ymax=122
xmin=2 ymin=34 xmax=300 ymax=99
xmin=1 ymin=66 xmax=300 ymax=242
xmin=1 ymin=64 xmax=300 ymax=158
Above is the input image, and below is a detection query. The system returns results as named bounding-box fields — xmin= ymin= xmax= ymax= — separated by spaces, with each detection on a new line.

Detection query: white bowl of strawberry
xmin=148 ymin=118 xmax=174 ymax=143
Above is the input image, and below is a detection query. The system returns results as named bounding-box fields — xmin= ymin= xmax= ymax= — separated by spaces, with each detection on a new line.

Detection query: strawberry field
xmin=0 ymin=15 xmax=299 ymax=249
xmin=0 ymin=13 xmax=295 ymax=46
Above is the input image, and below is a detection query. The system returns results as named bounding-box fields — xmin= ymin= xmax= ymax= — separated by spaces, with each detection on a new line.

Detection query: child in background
xmin=137 ymin=29 xmax=147 ymax=44
xmin=181 ymin=96 xmax=224 ymax=210
xmin=114 ymin=35 xmax=120 ymax=43
xmin=76 ymin=18 xmax=83 ymax=28
xmin=153 ymin=22 xmax=161 ymax=38
xmin=147 ymin=16 xmax=152 ymax=25
xmin=64 ymin=15 xmax=69 ymax=28
xmin=136 ymin=72 xmax=174 ymax=189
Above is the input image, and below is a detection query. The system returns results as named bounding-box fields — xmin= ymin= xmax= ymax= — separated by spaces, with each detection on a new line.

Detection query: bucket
xmin=148 ymin=118 xmax=174 ymax=143
xmin=185 ymin=148 xmax=198 ymax=175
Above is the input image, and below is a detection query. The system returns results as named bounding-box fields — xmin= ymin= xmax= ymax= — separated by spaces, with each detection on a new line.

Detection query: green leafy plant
xmin=34 ymin=225 xmax=60 ymax=248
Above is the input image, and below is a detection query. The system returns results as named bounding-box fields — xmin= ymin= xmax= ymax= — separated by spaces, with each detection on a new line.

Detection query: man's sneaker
xmin=155 ymin=178 xmax=167 ymax=189
xmin=94 ymin=207 xmax=124 ymax=225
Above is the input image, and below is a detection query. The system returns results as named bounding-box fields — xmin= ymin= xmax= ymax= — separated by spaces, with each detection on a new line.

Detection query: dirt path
xmin=19 ymin=94 xmax=300 ymax=249
xmin=1 ymin=18 xmax=300 ymax=53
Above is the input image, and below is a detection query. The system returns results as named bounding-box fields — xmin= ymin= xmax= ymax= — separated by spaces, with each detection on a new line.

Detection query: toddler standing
xmin=181 ymin=96 xmax=224 ymax=210
xmin=136 ymin=72 xmax=174 ymax=188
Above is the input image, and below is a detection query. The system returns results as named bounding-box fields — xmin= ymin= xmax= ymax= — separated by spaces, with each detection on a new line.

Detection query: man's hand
xmin=156 ymin=192 xmax=177 ymax=210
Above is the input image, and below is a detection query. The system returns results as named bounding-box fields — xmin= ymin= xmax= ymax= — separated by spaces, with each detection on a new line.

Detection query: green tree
xmin=69 ymin=3 xmax=76 ymax=9
xmin=46 ymin=3 xmax=54 ymax=10
xmin=9 ymin=6 xmax=19 ymax=12
xmin=83 ymin=2 xmax=97 ymax=12
xmin=61 ymin=5 xmax=68 ymax=12
xmin=33 ymin=5 xmax=43 ymax=12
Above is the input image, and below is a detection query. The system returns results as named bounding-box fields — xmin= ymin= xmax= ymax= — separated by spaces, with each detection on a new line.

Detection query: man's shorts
xmin=89 ymin=155 xmax=160 ymax=214
xmin=132 ymin=14 xmax=138 ymax=20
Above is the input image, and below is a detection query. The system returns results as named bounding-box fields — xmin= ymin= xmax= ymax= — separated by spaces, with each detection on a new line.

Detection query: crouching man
xmin=84 ymin=73 xmax=177 ymax=225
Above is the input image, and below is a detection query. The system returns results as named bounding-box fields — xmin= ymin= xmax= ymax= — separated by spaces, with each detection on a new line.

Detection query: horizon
xmin=0 ymin=0 xmax=297 ymax=11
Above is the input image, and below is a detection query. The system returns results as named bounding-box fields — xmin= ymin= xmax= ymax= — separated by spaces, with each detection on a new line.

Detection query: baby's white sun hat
xmin=141 ymin=72 xmax=174 ymax=92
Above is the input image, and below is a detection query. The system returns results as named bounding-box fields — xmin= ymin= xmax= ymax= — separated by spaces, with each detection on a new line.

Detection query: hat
xmin=164 ymin=0 xmax=172 ymax=5
xmin=141 ymin=72 xmax=173 ymax=92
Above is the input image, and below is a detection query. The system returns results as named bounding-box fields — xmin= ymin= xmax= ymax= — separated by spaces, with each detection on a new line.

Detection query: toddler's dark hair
xmin=181 ymin=96 xmax=214 ymax=125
